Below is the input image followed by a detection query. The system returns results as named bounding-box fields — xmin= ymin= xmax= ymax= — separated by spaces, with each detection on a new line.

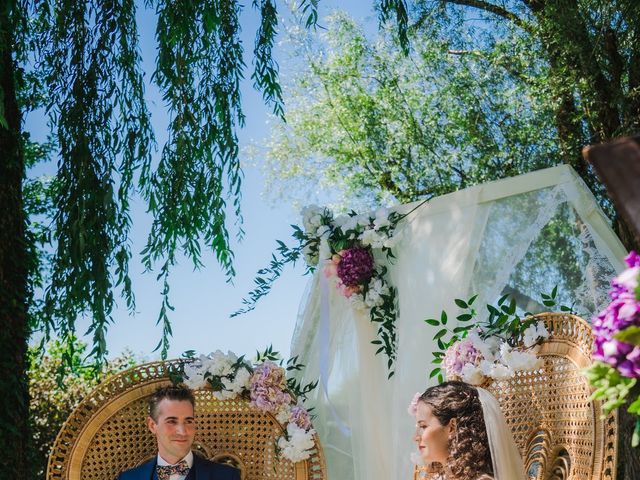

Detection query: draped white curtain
xmin=289 ymin=165 xmax=626 ymax=480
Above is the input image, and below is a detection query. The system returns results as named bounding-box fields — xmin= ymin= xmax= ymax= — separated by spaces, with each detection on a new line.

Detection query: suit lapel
xmin=188 ymin=454 xmax=201 ymax=480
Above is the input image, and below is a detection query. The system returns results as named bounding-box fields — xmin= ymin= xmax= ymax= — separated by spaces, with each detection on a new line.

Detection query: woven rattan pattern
xmin=415 ymin=313 xmax=617 ymax=480
xmin=46 ymin=360 xmax=326 ymax=480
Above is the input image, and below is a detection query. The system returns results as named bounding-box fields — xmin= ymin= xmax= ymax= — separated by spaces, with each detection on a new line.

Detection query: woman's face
xmin=414 ymin=401 xmax=453 ymax=465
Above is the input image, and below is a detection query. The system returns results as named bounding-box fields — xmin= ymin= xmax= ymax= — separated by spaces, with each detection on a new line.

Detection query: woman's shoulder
xmin=475 ymin=475 xmax=494 ymax=480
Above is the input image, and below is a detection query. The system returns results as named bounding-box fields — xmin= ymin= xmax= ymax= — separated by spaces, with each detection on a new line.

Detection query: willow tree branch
xmin=443 ymin=0 xmax=531 ymax=31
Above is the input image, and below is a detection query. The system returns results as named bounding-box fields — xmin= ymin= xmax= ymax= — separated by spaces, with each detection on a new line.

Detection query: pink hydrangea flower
xmin=443 ymin=338 xmax=483 ymax=377
xmin=289 ymin=405 xmax=312 ymax=431
xmin=249 ymin=361 xmax=292 ymax=412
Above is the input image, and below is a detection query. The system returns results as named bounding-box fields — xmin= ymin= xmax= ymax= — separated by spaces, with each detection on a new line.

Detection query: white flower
xmin=382 ymin=234 xmax=400 ymax=249
xmin=223 ymin=366 xmax=251 ymax=396
xmin=365 ymin=278 xmax=390 ymax=308
xmin=278 ymin=424 xmax=316 ymax=463
xmin=522 ymin=322 xmax=549 ymax=348
xmin=334 ymin=215 xmax=359 ymax=232
xmin=315 ymin=225 xmax=331 ymax=238
xmin=182 ymin=363 xmax=208 ymax=390
xmin=616 ymin=266 xmax=640 ymax=291
xmin=212 ymin=388 xmax=237 ymax=401
xmin=301 ymin=205 xmax=332 ymax=235
xmin=359 ymin=229 xmax=385 ymax=249
xmin=499 ymin=343 xmax=542 ymax=371
xmin=204 ymin=350 xmax=235 ymax=377
xmin=460 ymin=363 xmax=485 ymax=385
xmin=349 ymin=293 xmax=368 ymax=312
xmin=487 ymin=362 xmax=514 ymax=379
xmin=467 ymin=330 xmax=498 ymax=362
xmin=373 ymin=208 xmax=391 ymax=230
xmin=276 ymin=404 xmax=292 ymax=424
xmin=355 ymin=214 xmax=371 ymax=228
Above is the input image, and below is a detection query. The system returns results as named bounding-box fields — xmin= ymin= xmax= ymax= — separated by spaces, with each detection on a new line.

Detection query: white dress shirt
xmin=157 ymin=451 xmax=194 ymax=480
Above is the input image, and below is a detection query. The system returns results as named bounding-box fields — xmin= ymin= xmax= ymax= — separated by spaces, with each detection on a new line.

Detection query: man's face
xmin=148 ymin=399 xmax=196 ymax=464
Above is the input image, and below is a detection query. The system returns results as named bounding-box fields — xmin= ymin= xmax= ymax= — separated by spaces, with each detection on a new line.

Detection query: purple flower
xmin=625 ymin=251 xmax=640 ymax=268
xmin=289 ymin=405 xmax=312 ymax=431
xmin=592 ymin=251 xmax=640 ymax=378
xmin=443 ymin=338 xmax=482 ymax=377
xmin=336 ymin=247 xmax=375 ymax=287
xmin=249 ymin=361 xmax=292 ymax=412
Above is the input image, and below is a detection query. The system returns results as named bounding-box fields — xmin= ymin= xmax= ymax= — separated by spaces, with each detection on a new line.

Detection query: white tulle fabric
xmin=476 ymin=388 xmax=526 ymax=480
xmin=289 ymin=165 xmax=626 ymax=480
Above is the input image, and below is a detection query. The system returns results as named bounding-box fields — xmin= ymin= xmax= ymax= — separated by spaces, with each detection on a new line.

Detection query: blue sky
xmin=27 ymin=1 xmax=375 ymax=362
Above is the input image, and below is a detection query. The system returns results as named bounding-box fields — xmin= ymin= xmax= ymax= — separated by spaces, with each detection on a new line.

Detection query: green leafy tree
xmin=263 ymin=1 xmax=640 ymax=251
xmin=0 ymin=1 xmax=410 ymax=477
xmin=27 ymin=338 xmax=137 ymax=480
xmin=263 ymin=11 xmax=559 ymax=209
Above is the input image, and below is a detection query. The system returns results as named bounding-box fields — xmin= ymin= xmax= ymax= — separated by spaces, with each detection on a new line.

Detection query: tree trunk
xmin=0 ymin=3 xmax=29 ymax=478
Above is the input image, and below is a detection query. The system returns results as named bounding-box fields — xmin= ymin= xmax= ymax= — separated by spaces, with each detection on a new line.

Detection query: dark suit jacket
xmin=117 ymin=453 xmax=240 ymax=480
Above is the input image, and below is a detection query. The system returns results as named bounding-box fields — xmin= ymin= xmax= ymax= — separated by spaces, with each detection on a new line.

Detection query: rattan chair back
xmin=46 ymin=360 xmax=326 ymax=480
xmin=415 ymin=313 xmax=617 ymax=480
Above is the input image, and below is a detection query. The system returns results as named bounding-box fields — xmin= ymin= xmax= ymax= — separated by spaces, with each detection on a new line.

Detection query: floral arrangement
xmin=174 ymin=347 xmax=318 ymax=462
xmin=234 ymin=201 xmax=426 ymax=375
xmin=583 ymin=251 xmax=640 ymax=447
xmin=426 ymin=293 xmax=550 ymax=385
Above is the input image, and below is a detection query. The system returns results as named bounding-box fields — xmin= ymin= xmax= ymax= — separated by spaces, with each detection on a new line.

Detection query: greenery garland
xmin=235 ymin=200 xmax=427 ymax=376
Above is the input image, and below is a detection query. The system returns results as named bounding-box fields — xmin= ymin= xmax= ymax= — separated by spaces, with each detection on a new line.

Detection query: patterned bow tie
xmin=156 ymin=460 xmax=190 ymax=480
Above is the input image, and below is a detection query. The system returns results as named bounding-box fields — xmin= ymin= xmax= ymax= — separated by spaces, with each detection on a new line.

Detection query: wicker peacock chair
xmin=46 ymin=359 xmax=326 ymax=480
xmin=415 ymin=313 xmax=617 ymax=480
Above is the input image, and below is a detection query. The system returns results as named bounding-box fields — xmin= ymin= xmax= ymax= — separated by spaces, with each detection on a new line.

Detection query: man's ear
xmin=147 ymin=416 xmax=157 ymax=435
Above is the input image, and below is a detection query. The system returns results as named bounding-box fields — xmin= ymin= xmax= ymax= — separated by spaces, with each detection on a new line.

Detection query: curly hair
xmin=419 ymin=381 xmax=493 ymax=480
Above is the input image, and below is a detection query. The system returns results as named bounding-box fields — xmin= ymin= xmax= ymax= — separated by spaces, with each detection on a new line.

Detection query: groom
xmin=117 ymin=385 xmax=240 ymax=480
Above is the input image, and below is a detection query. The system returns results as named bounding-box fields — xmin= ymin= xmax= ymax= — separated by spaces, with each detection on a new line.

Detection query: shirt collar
xmin=157 ymin=451 xmax=194 ymax=468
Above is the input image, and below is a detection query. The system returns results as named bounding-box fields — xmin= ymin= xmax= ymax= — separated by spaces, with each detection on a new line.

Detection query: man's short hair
xmin=148 ymin=384 xmax=196 ymax=421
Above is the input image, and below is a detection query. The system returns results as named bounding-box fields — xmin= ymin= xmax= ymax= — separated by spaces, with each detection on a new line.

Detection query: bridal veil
xmin=477 ymin=387 xmax=527 ymax=480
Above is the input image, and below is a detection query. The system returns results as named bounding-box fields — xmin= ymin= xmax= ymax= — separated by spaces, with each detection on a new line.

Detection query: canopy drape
xmin=290 ymin=165 xmax=626 ymax=480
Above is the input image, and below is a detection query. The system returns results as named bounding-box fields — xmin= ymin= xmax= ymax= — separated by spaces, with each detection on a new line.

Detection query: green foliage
xmin=261 ymin=10 xmax=559 ymax=208
xmin=262 ymin=1 xmax=640 ymax=251
xmin=424 ymin=292 xmax=552 ymax=382
xmin=10 ymin=0 xmax=303 ymax=366
xmin=236 ymin=202 xmax=424 ymax=375
xmin=584 ymin=362 xmax=637 ymax=416
xmin=614 ymin=326 xmax=640 ymax=346
xmin=27 ymin=338 xmax=137 ymax=480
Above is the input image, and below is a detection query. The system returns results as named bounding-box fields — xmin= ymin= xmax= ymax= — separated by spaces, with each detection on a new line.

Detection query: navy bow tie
xmin=156 ymin=460 xmax=190 ymax=480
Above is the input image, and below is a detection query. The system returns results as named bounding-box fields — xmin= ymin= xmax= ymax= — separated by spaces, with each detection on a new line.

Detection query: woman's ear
xmin=448 ymin=417 xmax=457 ymax=433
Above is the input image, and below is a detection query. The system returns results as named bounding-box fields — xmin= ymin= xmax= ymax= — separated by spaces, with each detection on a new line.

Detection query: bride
xmin=412 ymin=381 xmax=526 ymax=480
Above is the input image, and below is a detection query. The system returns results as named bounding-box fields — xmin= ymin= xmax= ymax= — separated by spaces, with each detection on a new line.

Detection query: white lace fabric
xmin=289 ymin=165 xmax=626 ymax=480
